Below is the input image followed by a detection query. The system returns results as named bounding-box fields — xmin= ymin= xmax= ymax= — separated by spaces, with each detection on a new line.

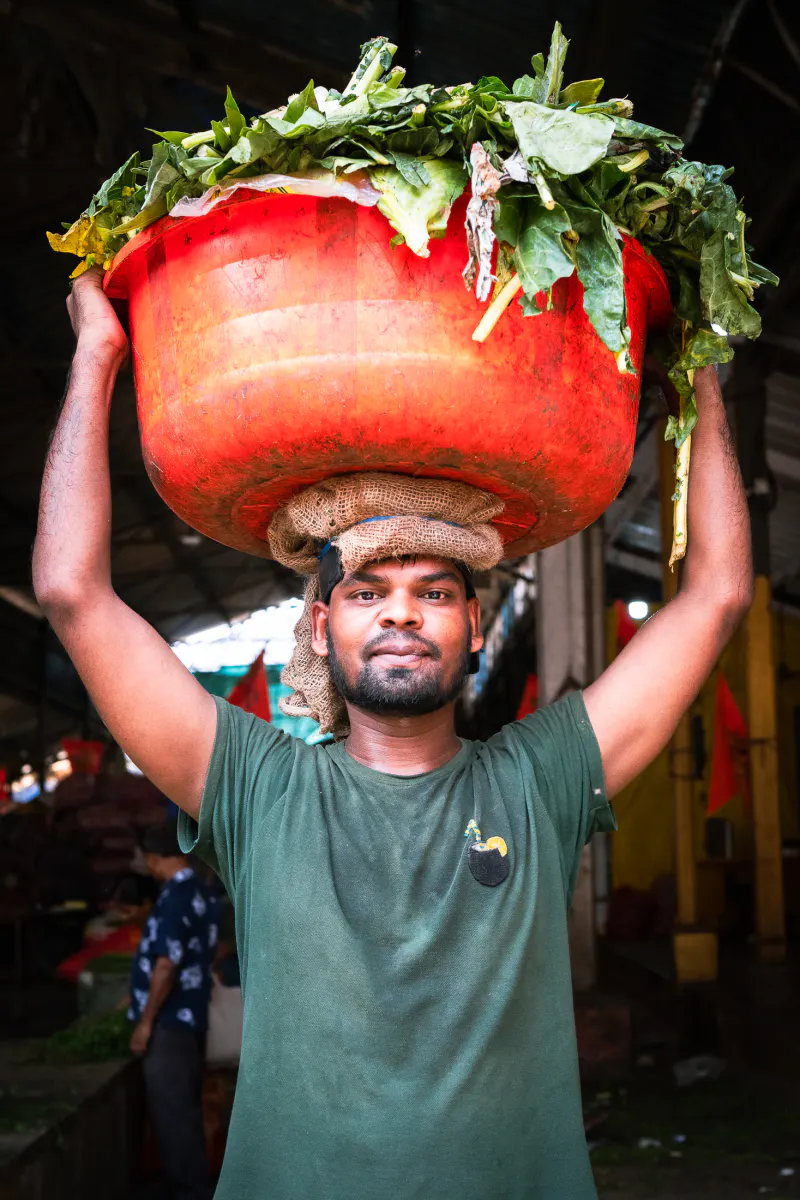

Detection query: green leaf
xmin=566 ymin=204 xmax=627 ymax=354
xmin=512 ymin=200 xmax=575 ymax=298
xmin=266 ymin=108 xmax=326 ymax=138
xmin=666 ymin=327 xmax=734 ymax=441
xmin=613 ymin=118 xmax=683 ymax=151
xmin=371 ymin=159 xmax=468 ymax=256
xmin=700 ymin=231 xmax=762 ymax=338
xmin=389 ymin=152 xmax=431 ymax=188
xmin=224 ymin=86 xmax=246 ymax=145
xmin=211 ymin=120 xmax=232 ymax=154
xmin=505 ymin=102 xmax=614 ymax=176
xmin=143 ymin=143 xmax=181 ymax=208
xmin=367 ymin=83 xmax=410 ymax=109
xmin=519 ymin=292 xmax=542 ymax=316
xmin=540 ymin=22 xmax=570 ymax=106
xmin=674 ymin=396 xmax=698 ymax=448
xmin=560 ymin=78 xmax=604 ymax=107
xmin=387 ymin=126 xmax=441 ymax=156
xmin=229 ymin=128 xmax=281 ymax=166
xmin=165 ymin=177 xmax=198 ymax=211
xmin=145 ymin=129 xmax=189 ymax=145
xmin=88 ymin=152 xmax=140 ymax=216
xmin=319 ymin=154 xmax=374 ymax=174
xmin=681 ymin=181 xmax=738 ymax=257
xmin=748 ymin=260 xmax=779 ymax=287
xmin=512 ymin=76 xmax=539 ymax=100
xmin=671 ymin=261 xmax=704 ymax=327
xmin=493 ymin=193 xmax=524 ymax=247
xmin=663 ymin=160 xmax=707 ymax=203
xmin=285 ymin=79 xmax=319 ymax=124
xmin=474 ymin=76 xmax=512 ymax=97
xmin=111 ymin=197 xmax=169 ymax=237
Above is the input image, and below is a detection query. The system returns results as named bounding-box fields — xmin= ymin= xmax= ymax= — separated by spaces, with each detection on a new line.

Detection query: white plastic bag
xmin=205 ymin=976 xmax=244 ymax=1067
xmin=170 ymin=169 xmax=381 ymax=221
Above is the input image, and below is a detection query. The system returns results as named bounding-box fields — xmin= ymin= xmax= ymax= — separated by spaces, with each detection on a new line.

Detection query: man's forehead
xmin=342 ymin=558 xmax=466 ymax=586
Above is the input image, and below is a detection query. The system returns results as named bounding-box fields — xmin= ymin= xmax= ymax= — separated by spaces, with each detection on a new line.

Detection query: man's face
xmin=310 ymin=557 xmax=483 ymax=717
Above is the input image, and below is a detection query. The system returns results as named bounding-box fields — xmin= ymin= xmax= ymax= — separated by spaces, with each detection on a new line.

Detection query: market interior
xmin=2 ymin=2 xmax=800 ymax=1197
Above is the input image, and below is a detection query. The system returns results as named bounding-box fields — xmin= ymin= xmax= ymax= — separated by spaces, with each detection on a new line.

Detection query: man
xmin=129 ymin=822 xmax=218 ymax=1200
xmin=33 ymin=269 xmax=752 ymax=1199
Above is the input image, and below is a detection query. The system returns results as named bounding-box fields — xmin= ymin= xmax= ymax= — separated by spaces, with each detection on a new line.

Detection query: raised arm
xmin=584 ymin=365 xmax=754 ymax=798
xmin=32 ymin=269 xmax=216 ymax=818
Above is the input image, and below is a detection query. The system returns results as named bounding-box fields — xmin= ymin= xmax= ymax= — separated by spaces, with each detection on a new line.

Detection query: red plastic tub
xmin=105 ymin=189 xmax=671 ymax=558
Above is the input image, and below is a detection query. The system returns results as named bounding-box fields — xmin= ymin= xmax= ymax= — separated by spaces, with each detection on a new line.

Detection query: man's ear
xmin=467 ymin=596 xmax=484 ymax=653
xmin=310 ymin=600 xmax=330 ymax=657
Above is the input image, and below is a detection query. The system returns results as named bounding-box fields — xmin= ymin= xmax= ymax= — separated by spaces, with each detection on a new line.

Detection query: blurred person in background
xmin=129 ymin=822 xmax=219 ymax=1200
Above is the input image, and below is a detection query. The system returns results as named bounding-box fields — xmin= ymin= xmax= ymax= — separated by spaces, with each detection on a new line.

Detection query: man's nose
xmin=378 ymin=590 xmax=422 ymax=628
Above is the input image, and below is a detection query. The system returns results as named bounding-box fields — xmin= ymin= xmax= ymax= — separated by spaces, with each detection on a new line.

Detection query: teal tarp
xmin=193 ymin=664 xmax=327 ymax=744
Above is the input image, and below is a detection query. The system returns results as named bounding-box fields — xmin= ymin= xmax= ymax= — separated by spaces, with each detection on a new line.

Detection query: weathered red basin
xmin=105 ymin=188 xmax=671 ymax=558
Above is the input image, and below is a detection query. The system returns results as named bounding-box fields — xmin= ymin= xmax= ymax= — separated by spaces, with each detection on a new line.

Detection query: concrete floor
xmin=589 ymin=1064 xmax=800 ymax=1199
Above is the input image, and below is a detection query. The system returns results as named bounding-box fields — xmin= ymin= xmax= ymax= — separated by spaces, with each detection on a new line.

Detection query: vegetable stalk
xmin=669 ymin=369 xmax=694 ymax=568
xmin=472 ymin=274 xmax=523 ymax=343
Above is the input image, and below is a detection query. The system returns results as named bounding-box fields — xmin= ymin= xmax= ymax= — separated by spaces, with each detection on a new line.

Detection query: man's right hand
xmin=66 ymin=267 xmax=129 ymax=360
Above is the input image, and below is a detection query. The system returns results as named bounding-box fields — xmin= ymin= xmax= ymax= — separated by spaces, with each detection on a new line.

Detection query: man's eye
xmin=354 ymin=590 xmax=378 ymax=601
xmin=423 ymin=590 xmax=448 ymax=600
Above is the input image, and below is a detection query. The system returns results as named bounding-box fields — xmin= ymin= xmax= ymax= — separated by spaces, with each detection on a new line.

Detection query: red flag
xmin=517 ymin=674 xmax=538 ymax=720
xmin=61 ymin=738 xmax=105 ymax=775
xmin=614 ymin=599 xmax=639 ymax=651
xmin=708 ymin=670 xmax=750 ymax=815
xmin=227 ymin=651 xmax=271 ymax=722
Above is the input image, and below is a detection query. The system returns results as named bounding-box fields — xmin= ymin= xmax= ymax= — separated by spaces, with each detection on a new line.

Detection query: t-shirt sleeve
xmin=495 ymin=691 xmax=616 ymax=902
xmin=177 ymin=696 xmax=302 ymax=896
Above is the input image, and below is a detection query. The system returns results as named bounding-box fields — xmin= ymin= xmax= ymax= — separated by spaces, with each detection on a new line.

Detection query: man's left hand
xmin=130 ymin=1018 xmax=153 ymax=1056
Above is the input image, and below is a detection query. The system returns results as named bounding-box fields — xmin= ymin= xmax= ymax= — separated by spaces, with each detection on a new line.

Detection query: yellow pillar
xmin=659 ymin=431 xmax=715 ymax=981
xmin=746 ymin=575 xmax=786 ymax=963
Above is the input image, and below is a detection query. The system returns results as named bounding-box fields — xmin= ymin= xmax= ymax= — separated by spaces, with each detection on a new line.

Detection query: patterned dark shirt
xmin=128 ymin=867 xmax=219 ymax=1032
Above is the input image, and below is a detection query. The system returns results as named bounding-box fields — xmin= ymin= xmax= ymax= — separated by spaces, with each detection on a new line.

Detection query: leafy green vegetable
xmin=512 ymin=200 xmax=574 ymax=297
xmin=224 ymin=85 xmax=246 ymax=145
xmin=566 ymin=203 xmax=629 ymax=361
xmin=48 ymin=21 xmax=776 ymax=416
xmin=505 ymin=103 xmax=614 ymax=176
xmin=700 ymin=232 xmax=762 ymax=338
xmin=87 ymin=152 xmax=140 ymax=217
xmin=34 ymin=1011 xmax=131 ymax=1065
xmin=372 ymin=159 xmax=467 ymax=256
xmin=561 ymin=78 xmax=604 ymax=107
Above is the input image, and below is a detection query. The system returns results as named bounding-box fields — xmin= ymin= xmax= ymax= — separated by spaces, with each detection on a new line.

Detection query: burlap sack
xmin=268 ymin=473 xmax=505 ymax=738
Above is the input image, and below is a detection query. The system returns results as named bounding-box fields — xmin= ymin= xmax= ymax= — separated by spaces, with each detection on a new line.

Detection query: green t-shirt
xmin=179 ymin=691 xmax=615 ymax=1199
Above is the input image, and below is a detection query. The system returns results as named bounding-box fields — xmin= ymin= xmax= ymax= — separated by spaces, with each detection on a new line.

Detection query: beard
xmin=327 ymin=628 xmax=472 ymax=717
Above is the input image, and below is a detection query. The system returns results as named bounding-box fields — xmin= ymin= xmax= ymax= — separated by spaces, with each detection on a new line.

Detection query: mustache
xmin=361 ymin=631 xmax=442 ymax=661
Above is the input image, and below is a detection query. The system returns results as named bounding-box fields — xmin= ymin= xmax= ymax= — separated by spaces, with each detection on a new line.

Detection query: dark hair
xmin=142 ymin=821 xmax=183 ymax=859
